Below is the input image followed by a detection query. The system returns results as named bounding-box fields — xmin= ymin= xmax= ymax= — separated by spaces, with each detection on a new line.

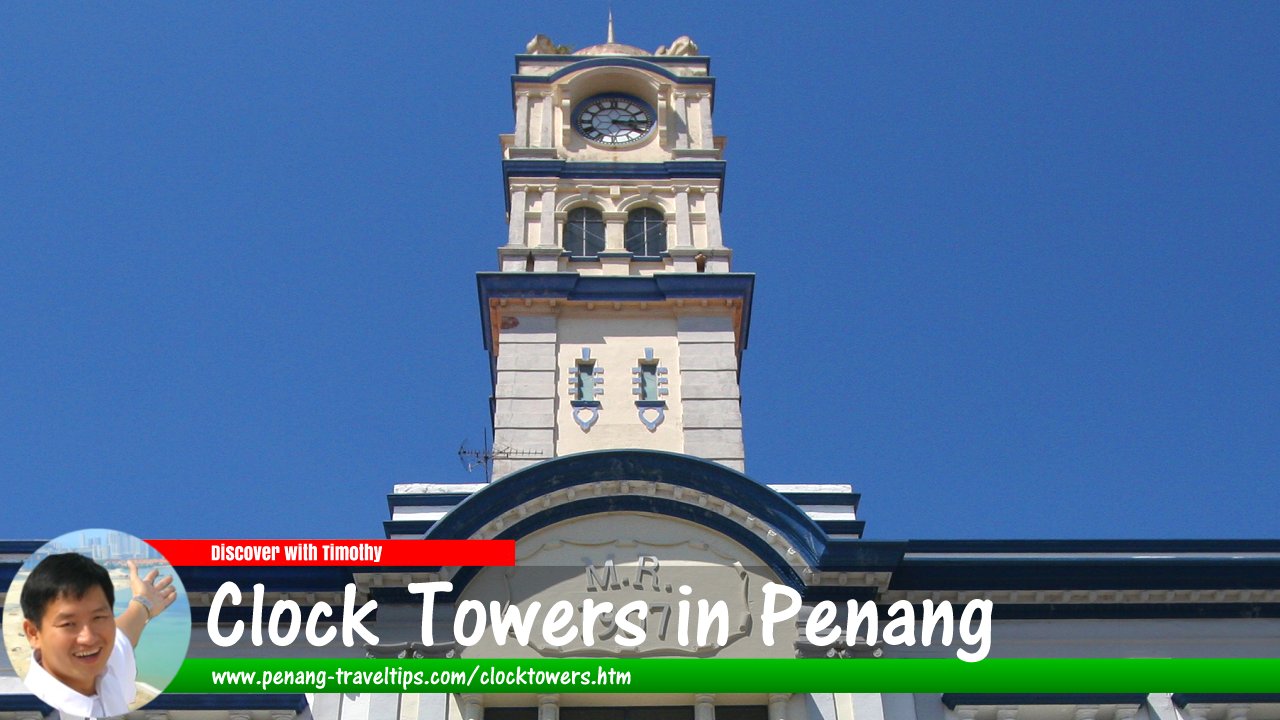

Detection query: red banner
xmin=147 ymin=539 xmax=514 ymax=567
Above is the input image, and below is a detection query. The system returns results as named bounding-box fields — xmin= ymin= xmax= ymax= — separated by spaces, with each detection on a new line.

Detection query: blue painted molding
xmin=814 ymin=541 xmax=907 ymax=571
xmin=505 ymin=159 xmax=724 ymax=179
xmin=502 ymin=160 xmax=726 ymax=213
xmin=384 ymin=519 xmax=437 ymax=537
xmin=145 ymin=694 xmax=311 ymax=711
xmin=511 ymin=56 xmax=714 ymax=93
xmin=899 ymin=539 xmax=1280 ymax=553
xmin=785 ymin=534 xmax=1280 ymax=589
xmin=1173 ymin=694 xmax=1280 ymax=707
xmin=424 ymin=449 xmax=828 ymax=573
xmin=0 ymin=696 xmax=53 ymax=713
xmin=477 ymin=272 xmax=754 ymax=353
xmin=0 ymin=693 xmax=308 ymax=713
xmin=0 ymin=540 xmax=47 ymax=587
xmin=981 ymin=602 xmax=1280 ymax=620
xmin=814 ymin=520 xmax=864 ymax=537
xmin=812 ymin=536 xmax=1280 ymax=587
xmin=0 ymin=540 xmax=48 ymax=553
xmin=943 ymin=695 xmax=1148 ymax=709
xmin=781 ymin=491 xmax=863 ymax=511
xmin=513 ymin=54 xmax=712 ymax=73
xmin=386 ymin=492 xmax=475 ymax=511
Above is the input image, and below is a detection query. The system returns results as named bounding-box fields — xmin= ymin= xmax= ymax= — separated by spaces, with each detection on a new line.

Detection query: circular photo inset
xmin=3 ymin=529 xmax=191 ymax=718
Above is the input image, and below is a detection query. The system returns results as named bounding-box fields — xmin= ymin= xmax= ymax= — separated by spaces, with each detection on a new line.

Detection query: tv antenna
xmin=457 ymin=428 xmax=543 ymax=482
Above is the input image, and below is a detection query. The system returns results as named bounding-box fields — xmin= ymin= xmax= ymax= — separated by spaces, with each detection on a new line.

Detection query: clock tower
xmin=480 ymin=30 xmax=752 ymax=479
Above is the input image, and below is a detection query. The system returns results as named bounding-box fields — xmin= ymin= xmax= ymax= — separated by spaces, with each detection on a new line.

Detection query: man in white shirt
xmin=20 ymin=553 xmax=178 ymax=719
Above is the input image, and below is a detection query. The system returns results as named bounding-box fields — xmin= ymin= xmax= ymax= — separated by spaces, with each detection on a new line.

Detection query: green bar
xmin=166 ymin=658 xmax=1280 ymax=693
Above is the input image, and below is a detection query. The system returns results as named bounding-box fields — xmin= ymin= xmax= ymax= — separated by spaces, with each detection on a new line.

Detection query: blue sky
xmin=2 ymin=3 xmax=1277 ymax=542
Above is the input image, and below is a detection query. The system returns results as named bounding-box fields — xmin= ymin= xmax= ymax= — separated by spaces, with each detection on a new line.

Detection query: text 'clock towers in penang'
xmin=479 ymin=31 xmax=752 ymax=479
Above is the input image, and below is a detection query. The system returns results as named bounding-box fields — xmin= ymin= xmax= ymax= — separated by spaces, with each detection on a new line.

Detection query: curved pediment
xmin=451 ymin=511 xmax=798 ymax=659
xmin=425 ymin=450 xmax=833 ymax=590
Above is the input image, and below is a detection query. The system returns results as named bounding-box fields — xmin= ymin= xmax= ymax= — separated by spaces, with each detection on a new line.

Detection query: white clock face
xmin=574 ymin=95 xmax=654 ymax=146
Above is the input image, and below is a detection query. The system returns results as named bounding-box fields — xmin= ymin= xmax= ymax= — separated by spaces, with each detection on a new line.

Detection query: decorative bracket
xmin=633 ymin=347 xmax=669 ymax=431
xmin=571 ymin=401 xmax=601 ymax=431
xmin=636 ymin=401 xmax=666 ymax=432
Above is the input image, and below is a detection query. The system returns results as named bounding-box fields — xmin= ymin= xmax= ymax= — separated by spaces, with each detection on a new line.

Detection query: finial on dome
xmin=570 ymin=11 xmax=650 ymax=57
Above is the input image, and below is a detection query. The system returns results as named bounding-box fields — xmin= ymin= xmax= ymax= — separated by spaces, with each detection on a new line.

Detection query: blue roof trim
xmin=816 ymin=520 xmax=866 ymax=537
xmin=804 ymin=586 xmax=882 ymax=603
xmin=384 ymin=519 xmax=436 ymax=537
xmin=387 ymin=493 xmax=473 ymax=509
xmin=145 ymin=694 xmax=310 ymax=711
xmin=1173 ymin=694 xmax=1280 ymax=707
xmin=901 ymin=539 xmax=1280 ymax=553
xmin=0 ymin=694 xmax=308 ymax=713
xmin=888 ymin=555 xmax=1280 ymax=591
xmin=781 ymin=491 xmax=862 ymax=508
xmin=0 ymin=696 xmax=53 ymax=713
xmin=809 ymin=540 xmax=909 ymax=571
xmin=477 ymin=272 xmax=754 ymax=353
xmin=943 ymin=695 xmax=1148 ymax=709
xmin=423 ymin=449 xmax=828 ymax=572
xmin=0 ymin=540 xmax=45 ymax=586
xmin=511 ymin=56 xmax=714 ymax=89
xmin=505 ymin=159 xmax=723 ymax=180
xmin=0 ymin=540 xmax=47 ymax=553
xmin=799 ymin=537 xmax=1280 ymax=590
xmin=478 ymin=272 xmax=753 ymax=301
xmin=502 ymin=160 xmax=726 ymax=213
xmin=514 ymin=54 xmax=712 ymax=71
xmin=986 ymin=602 xmax=1280 ymax=620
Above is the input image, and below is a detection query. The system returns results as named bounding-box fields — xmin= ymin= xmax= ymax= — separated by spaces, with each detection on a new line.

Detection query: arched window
xmin=563 ymin=207 xmax=605 ymax=258
xmin=624 ymin=207 xmax=667 ymax=258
